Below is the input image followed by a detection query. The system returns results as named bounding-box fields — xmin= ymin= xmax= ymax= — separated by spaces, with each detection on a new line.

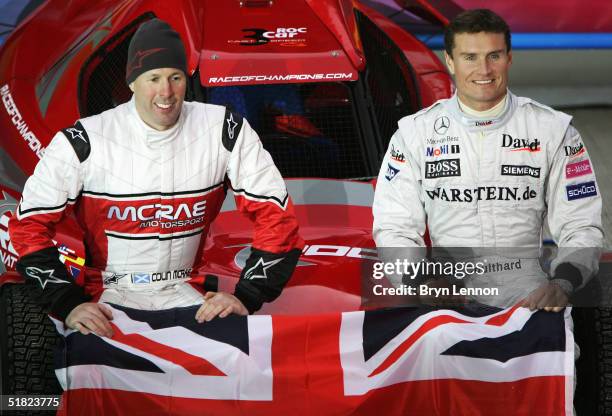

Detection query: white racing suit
xmin=9 ymin=98 xmax=303 ymax=318
xmin=373 ymin=91 xmax=604 ymax=307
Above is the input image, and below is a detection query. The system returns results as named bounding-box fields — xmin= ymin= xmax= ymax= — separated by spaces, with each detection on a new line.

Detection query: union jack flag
xmin=53 ymin=304 xmax=573 ymax=415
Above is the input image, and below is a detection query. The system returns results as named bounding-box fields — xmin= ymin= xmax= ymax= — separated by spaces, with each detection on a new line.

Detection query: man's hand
xmin=65 ymin=302 xmax=114 ymax=337
xmin=521 ymin=282 xmax=569 ymax=312
xmin=195 ymin=291 xmax=248 ymax=323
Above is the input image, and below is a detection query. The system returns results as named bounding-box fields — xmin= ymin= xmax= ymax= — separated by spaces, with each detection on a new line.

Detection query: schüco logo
xmin=502 ymin=134 xmax=541 ymax=152
xmin=107 ymin=201 xmax=206 ymax=222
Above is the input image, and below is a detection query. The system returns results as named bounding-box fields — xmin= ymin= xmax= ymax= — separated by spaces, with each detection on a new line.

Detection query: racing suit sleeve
xmin=372 ymin=127 xmax=428 ymax=286
xmin=8 ymin=128 xmax=90 ymax=321
xmin=546 ymin=123 xmax=604 ymax=292
xmin=222 ymin=110 xmax=304 ymax=313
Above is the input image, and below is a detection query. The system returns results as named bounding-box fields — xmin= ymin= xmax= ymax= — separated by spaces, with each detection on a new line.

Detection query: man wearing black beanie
xmin=10 ymin=18 xmax=304 ymax=337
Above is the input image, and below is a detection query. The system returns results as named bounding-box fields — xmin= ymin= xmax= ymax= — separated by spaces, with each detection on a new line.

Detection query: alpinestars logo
xmin=65 ymin=127 xmax=87 ymax=143
xmin=25 ymin=267 xmax=70 ymax=289
xmin=244 ymin=257 xmax=284 ymax=280
xmin=126 ymin=48 xmax=165 ymax=78
xmin=226 ymin=113 xmax=238 ymax=140
xmin=104 ymin=273 xmax=127 ymax=286
xmin=502 ymin=134 xmax=541 ymax=152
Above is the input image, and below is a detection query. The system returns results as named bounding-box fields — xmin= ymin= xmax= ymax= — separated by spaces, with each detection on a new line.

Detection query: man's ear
xmin=129 ymin=82 xmax=135 ymax=93
xmin=444 ymin=51 xmax=455 ymax=76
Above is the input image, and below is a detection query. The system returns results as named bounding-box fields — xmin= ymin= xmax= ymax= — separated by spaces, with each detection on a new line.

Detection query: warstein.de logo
xmin=502 ymin=134 xmax=541 ymax=152
xmin=425 ymin=159 xmax=461 ymax=179
xmin=434 ymin=116 xmax=450 ymax=135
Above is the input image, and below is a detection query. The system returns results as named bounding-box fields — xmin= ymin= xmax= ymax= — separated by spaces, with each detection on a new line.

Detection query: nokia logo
xmin=425 ymin=159 xmax=461 ymax=179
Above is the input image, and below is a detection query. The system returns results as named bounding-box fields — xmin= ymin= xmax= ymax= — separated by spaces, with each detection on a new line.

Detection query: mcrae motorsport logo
xmin=107 ymin=201 xmax=206 ymax=229
xmin=502 ymin=134 xmax=541 ymax=152
xmin=426 ymin=144 xmax=459 ymax=157
xmin=564 ymin=143 xmax=585 ymax=158
xmin=434 ymin=116 xmax=450 ymax=135
xmin=566 ymin=181 xmax=597 ymax=201
xmin=385 ymin=164 xmax=399 ymax=181
xmin=425 ymin=159 xmax=461 ymax=179
xmin=426 ymin=185 xmax=537 ymax=202
xmin=501 ymin=165 xmax=541 ymax=178
xmin=390 ymin=144 xmax=405 ymax=163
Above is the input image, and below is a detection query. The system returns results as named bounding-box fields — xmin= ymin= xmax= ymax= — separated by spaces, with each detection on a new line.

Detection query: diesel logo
xmin=425 ymin=159 xmax=461 ymax=178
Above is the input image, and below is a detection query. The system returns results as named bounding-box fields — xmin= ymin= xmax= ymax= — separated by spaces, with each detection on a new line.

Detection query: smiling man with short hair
xmin=373 ymin=9 xmax=603 ymax=311
xmin=10 ymin=18 xmax=303 ymax=337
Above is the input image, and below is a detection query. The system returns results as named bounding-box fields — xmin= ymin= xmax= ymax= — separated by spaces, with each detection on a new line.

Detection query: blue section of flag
xmin=68 ymin=266 xmax=81 ymax=279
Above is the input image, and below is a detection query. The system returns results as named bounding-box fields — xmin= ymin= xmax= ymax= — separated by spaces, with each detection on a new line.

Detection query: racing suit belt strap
xmin=101 ymin=268 xmax=193 ymax=288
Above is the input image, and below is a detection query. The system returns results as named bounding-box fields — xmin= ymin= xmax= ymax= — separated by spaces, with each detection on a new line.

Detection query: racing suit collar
xmin=128 ymin=95 xmax=183 ymax=145
xmin=445 ymin=89 xmax=516 ymax=132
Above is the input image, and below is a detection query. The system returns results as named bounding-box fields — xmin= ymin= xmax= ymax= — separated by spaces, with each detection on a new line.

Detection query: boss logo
xmin=425 ymin=159 xmax=461 ymax=178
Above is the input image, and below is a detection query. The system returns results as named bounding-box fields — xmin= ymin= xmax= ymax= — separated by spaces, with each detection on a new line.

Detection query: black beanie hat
xmin=125 ymin=18 xmax=187 ymax=84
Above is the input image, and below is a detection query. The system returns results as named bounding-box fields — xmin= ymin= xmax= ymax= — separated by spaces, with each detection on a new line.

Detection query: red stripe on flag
xmin=369 ymin=315 xmax=470 ymax=377
xmin=109 ymin=322 xmax=226 ymax=376
xmin=485 ymin=303 xmax=522 ymax=326
xmin=58 ymin=376 xmax=566 ymax=416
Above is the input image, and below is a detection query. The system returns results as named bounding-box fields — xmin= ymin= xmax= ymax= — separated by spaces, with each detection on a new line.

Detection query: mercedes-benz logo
xmin=434 ymin=116 xmax=450 ymax=135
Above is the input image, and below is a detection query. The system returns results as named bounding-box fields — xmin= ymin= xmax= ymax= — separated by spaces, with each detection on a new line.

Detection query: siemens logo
xmin=501 ymin=165 xmax=540 ymax=178
xmin=566 ymin=181 xmax=597 ymax=201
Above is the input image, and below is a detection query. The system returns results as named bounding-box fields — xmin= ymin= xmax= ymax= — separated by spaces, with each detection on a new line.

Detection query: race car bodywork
xmin=0 ymin=0 xmax=451 ymax=303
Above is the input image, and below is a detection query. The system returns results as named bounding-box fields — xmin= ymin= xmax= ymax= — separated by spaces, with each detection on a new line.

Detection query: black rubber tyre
xmin=0 ymin=282 xmax=62 ymax=414
xmin=573 ymin=307 xmax=612 ymax=415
